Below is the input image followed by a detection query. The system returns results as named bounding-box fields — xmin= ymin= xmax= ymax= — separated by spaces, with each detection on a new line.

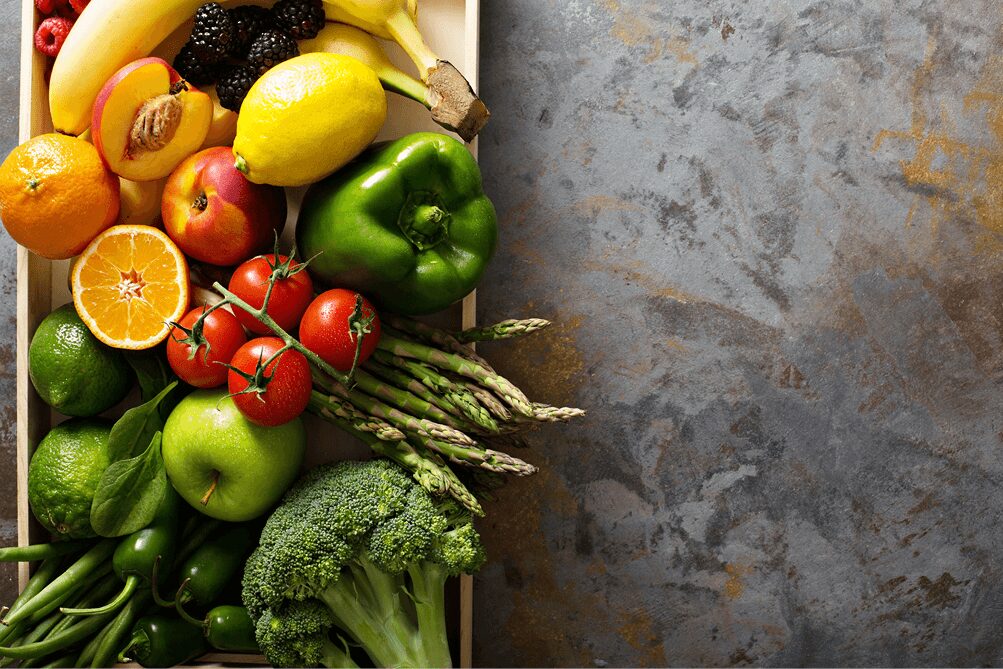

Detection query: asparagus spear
xmin=314 ymin=371 xmax=477 ymax=446
xmin=307 ymin=399 xmax=483 ymax=515
xmin=352 ymin=369 xmax=463 ymax=428
xmin=456 ymin=319 xmax=552 ymax=342
xmin=411 ymin=435 xmax=537 ymax=476
xmin=363 ymin=358 xmax=467 ymax=420
xmin=461 ymin=383 xmax=512 ymax=422
xmin=369 ymin=351 xmax=501 ymax=433
xmin=382 ymin=315 xmax=494 ymax=370
xmin=377 ymin=334 xmax=535 ymax=418
xmin=529 ymin=403 xmax=588 ymax=422
xmin=309 ymin=390 xmax=406 ymax=442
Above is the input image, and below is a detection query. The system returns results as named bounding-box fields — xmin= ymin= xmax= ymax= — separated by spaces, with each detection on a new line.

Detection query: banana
xmin=319 ymin=0 xmax=489 ymax=140
xmin=49 ymin=0 xmax=217 ymax=135
xmin=201 ymin=87 xmax=239 ymax=149
xmin=301 ymin=22 xmax=485 ymax=141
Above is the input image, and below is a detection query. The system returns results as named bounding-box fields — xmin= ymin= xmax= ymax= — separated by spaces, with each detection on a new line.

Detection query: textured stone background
xmin=5 ymin=0 xmax=1003 ymax=666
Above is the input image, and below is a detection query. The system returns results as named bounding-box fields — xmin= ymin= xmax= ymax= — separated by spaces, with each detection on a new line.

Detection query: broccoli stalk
xmin=243 ymin=459 xmax=486 ymax=668
xmin=409 ymin=561 xmax=451 ymax=669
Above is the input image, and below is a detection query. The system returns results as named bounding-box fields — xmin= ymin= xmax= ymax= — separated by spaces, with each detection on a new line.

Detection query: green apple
xmin=162 ymin=389 xmax=306 ymax=521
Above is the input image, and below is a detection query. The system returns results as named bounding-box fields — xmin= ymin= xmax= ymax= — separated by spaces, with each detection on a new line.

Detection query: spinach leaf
xmin=90 ymin=431 xmax=167 ymax=538
xmin=107 ymin=381 xmax=178 ymax=463
xmin=124 ymin=351 xmax=180 ymax=420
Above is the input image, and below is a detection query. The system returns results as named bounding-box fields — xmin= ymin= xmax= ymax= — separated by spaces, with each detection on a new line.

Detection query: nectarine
xmin=162 ymin=146 xmax=287 ymax=266
xmin=93 ymin=58 xmax=212 ymax=182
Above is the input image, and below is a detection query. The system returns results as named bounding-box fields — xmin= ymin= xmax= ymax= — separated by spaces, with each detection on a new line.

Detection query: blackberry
xmin=173 ymin=44 xmax=220 ymax=85
xmin=216 ymin=64 xmax=258 ymax=112
xmin=271 ymin=0 xmax=325 ymax=40
xmin=227 ymin=5 xmax=274 ymax=57
xmin=189 ymin=2 xmax=235 ymax=62
xmin=246 ymin=29 xmax=299 ymax=76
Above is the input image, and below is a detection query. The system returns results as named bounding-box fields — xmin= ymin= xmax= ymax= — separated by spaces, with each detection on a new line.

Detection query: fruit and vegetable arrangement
xmin=0 ymin=0 xmax=582 ymax=666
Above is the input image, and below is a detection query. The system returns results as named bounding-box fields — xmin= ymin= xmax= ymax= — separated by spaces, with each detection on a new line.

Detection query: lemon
xmin=29 ymin=304 xmax=132 ymax=417
xmin=28 ymin=418 xmax=112 ymax=539
xmin=233 ymin=53 xmax=387 ymax=187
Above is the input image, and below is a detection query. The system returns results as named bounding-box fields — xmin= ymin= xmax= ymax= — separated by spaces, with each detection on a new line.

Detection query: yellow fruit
xmin=0 ymin=133 xmax=119 ymax=259
xmin=72 ymin=224 xmax=189 ymax=350
xmin=118 ymin=177 xmax=166 ymax=227
xmin=201 ymin=86 xmax=238 ymax=149
xmin=233 ymin=53 xmax=387 ymax=187
xmin=49 ymin=0 xmax=209 ymax=135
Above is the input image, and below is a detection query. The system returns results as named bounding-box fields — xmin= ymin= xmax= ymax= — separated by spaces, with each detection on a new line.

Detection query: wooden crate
xmin=15 ymin=0 xmax=482 ymax=665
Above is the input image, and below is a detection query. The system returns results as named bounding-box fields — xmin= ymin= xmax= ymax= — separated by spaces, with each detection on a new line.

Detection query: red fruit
xmin=299 ymin=289 xmax=381 ymax=372
xmin=68 ymin=0 xmax=88 ymax=14
xmin=228 ymin=254 xmax=314 ymax=335
xmin=34 ymin=16 xmax=72 ymax=57
xmin=166 ymin=306 xmax=248 ymax=389
xmin=228 ymin=337 xmax=311 ymax=427
xmin=33 ymin=0 xmax=63 ymax=15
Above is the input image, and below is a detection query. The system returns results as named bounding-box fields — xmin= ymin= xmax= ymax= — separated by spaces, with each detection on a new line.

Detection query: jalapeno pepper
xmin=175 ymin=523 xmax=256 ymax=607
xmin=297 ymin=132 xmax=498 ymax=315
xmin=203 ymin=605 xmax=259 ymax=652
xmin=61 ymin=488 xmax=181 ymax=617
xmin=118 ymin=615 xmax=209 ymax=668
xmin=175 ymin=601 xmax=258 ymax=653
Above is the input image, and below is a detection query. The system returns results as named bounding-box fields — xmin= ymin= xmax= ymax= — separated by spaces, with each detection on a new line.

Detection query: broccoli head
xmin=242 ymin=459 xmax=486 ymax=668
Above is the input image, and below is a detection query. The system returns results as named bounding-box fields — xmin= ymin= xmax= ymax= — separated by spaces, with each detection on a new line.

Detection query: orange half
xmin=72 ymin=225 xmax=189 ymax=350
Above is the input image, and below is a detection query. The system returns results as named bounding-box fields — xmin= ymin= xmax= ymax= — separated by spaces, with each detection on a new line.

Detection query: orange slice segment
xmin=72 ymin=224 xmax=189 ymax=350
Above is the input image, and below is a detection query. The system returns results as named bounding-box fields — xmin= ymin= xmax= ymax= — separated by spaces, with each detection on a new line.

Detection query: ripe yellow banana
xmin=319 ymin=0 xmax=489 ymax=140
xmin=49 ymin=0 xmax=221 ymax=135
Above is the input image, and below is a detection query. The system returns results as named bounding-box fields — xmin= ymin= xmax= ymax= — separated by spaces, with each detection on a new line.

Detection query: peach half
xmin=93 ymin=57 xmax=212 ymax=182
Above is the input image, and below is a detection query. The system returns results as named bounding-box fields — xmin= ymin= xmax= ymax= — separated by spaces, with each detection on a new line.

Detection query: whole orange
xmin=0 ymin=134 xmax=120 ymax=259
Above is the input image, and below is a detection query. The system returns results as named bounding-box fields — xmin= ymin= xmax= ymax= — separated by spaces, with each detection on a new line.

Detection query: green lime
xmin=28 ymin=418 xmax=112 ymax=540
xmin=29 ymin=304 xmax=132 ymax=417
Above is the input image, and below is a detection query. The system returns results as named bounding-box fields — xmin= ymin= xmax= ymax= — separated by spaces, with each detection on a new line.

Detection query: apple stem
xmin=200 ymin=470 xmax=220 ymax=506
xmin=192 ymin=192 xmax=208 ymax=212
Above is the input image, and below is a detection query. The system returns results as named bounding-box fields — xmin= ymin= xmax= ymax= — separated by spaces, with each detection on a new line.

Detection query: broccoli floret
xmin=255 ymin=600 xmax=357 ymax=668
xmin=242 ymin=459 xmax=486 ymax=668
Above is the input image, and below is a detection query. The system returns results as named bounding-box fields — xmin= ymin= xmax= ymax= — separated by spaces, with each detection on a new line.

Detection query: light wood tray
xmin=16 ymin=0 xmax=482 ymax=665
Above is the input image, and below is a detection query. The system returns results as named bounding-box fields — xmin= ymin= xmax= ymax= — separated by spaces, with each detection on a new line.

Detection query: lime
xmin=29 ymin=304 xmax=132 ymax=416
xmin=28 ymin=418 xmax=112 ymax=539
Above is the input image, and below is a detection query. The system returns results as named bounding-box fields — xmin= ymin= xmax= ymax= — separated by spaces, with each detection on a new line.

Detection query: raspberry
xmin=34 ymin=16 xmax=73 ymax=57
xmin=34 ymin=0 xmax=64 ymax=16
xmin=67 ymin=0 xmax=88 ymax=15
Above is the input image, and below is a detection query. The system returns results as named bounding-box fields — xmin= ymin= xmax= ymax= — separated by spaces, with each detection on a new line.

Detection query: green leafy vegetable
xmin=90 ymin=432 xmax=167 ymax=538
xmin=125 ymin=351 xmax=180 ymax=420
xmin=107 ymin=381 xmax=177 ymax=463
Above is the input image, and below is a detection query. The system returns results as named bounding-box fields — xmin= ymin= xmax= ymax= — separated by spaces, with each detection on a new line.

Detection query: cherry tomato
xmin=227 ymin=337 xmax=311 ymax=426
xmin=228 ymin=254 xmax=313 ymax=335
xmin=167 ymin=306 xmax=247 ymax=388
xmin=299 ymin=289 xmax=381 ymax=372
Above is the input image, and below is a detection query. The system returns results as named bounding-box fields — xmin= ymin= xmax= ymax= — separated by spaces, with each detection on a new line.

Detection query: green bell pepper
xmin=296 ymin=132 xmax=498 ymax=315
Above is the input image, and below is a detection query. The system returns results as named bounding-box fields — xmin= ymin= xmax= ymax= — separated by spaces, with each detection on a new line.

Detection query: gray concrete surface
xmin=473 ymin=0 xmax=1003 ymax=666
xmin=4 ymin=0 xmax=1003 ymax=666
